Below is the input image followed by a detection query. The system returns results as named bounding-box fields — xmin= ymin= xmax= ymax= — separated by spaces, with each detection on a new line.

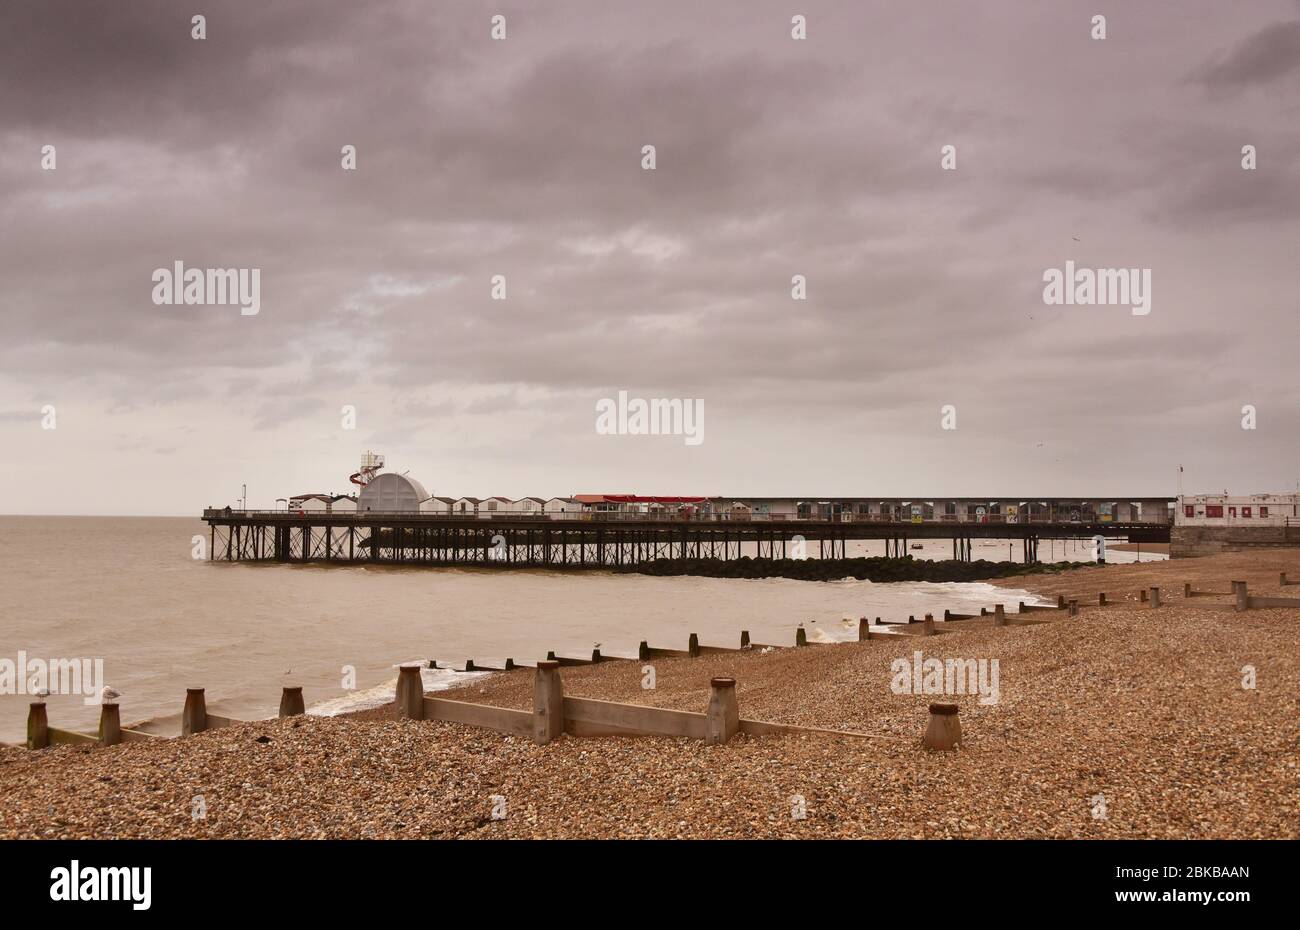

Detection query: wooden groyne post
xmin=182 ymin=688 xmax=208 ymax=735
xmin=533 ymin=660 xmax=563 ymax=745
xmin=99 ymin=703 xmax=122 ymax=746
xmin=921 ymin=702 xmax=961 ymax=751
xmin=27 ymin=702 xmax=49 ymax=750
xmin=705 ymin=678 xmax=739 ymax=745
xmin=279 ymin=685 xmax=305 ymax=718
xmin=395 ymin=665 xmax=424 ymax=720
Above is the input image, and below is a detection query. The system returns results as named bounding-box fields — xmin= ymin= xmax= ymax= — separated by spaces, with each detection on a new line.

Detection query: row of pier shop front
xmin=285 ymin=478 xmax=1173 ymax=524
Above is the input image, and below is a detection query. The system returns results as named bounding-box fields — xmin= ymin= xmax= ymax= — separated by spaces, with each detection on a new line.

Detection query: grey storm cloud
xmin=1 ymin=0 xmax=1298 ymax=513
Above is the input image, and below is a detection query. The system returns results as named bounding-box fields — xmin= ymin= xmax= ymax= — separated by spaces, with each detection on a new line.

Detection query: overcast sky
xmin=2 ymin=0 xmax=1298 ymax=515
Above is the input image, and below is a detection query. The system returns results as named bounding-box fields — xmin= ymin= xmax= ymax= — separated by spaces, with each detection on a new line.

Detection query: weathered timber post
xmin=993 ymin=604 xmax=1007 ymax=626
xmin=1098 ymin=593 xmax=1107 ymax=606
xmin=27 ymin=702 xmax=49 ymax=750
xmin=638 ymin=640 xmax=650 ymax=661
xmin=182 ymin=688 xmax=208 ymax=735
xmin=705 ymin=678 xmax=740 ymax=746
xmin=394 ymin=664 xmax=424 ymax=720
xmin=921 ymin=702 xmax=961 ymax=751
xmin=1281 ymin=572 xmax=1290 ymax=586
xmin=688 ymin=633 xmax=700 ymax=658
xmin=858 ymin=617 xmax=870 ymax=641
xmin=533 ymin=660 xmax=563 ymax=745
xmin=1056 ymin=595 xmax=1066 ymax=609
xmin=279 ymin=686 xmax=305 ymax=718
xmin=795 ymin=626 xmax=808 ymax=647
xmin=1184 ymin=582 xmax=1193 ymax=598
xmin=1068 ymin=599 xmax=1078 ymax=617
xmin=1148 ymin=587 xmax=1161 ymax=609
xmin=922 ymin=614 xmax=935 ymax=636
xmin=740 ymin=630 xmax=750 ymax=649
xmin=99 ymin=703 xmax=122 ymax=746
xmin=1139 ymin=588 xmax=1148 ymax=603
xmin=1233 ymin=581 xmax=1248 ymax=612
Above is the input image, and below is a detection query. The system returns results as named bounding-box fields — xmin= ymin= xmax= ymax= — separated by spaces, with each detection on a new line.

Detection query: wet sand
xmin=1 ymin=549 xmax=1296 ymax=839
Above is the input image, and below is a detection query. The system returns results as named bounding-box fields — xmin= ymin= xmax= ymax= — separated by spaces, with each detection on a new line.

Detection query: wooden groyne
xmin=22 ymin=573 xmax=1294 ymax=755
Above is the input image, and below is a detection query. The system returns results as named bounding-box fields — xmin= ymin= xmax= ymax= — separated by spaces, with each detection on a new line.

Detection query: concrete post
xmin=394 ymin=664 xmax=424 ymax=720
xmin=1234 ymin=581 xmax=1248 ymax=612
xmin=279 ymin=685 xmax=305 ymax=718
xmin=533 ymin=660 xmax=563 ymax=745
xmin=705 ymin=678 xmax=739 ymax=746
xmin=921 ymin=702 xmax=961 ymax=751
xmin=795 ymin=626 xmax=808 ymax=646
xmin=99 ymin=703 xmax=122 ymax=746
xmin=182 ymin=688 xmax=208 ymax=736
xmin=1068 ymin=599 xmax=1078 ymax=617
xmin=27 ymin=702 xmax=49 ymax=750
xmin=993 ymin=604 xmax=1007 ymax=626
xmin=922 ymin=613 xmax=935 ymax=636
xmin=858 ymin=617 xmax=870 ymax=641
xmin=688 ymin=633 xmax=700 ymax=658
xmin=1148 ymin=587 xmax=1160 ymax=608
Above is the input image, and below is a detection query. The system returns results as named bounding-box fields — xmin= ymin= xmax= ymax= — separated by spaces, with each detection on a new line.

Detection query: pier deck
xmin=201 ymin=510 xmax=1170 ymax=566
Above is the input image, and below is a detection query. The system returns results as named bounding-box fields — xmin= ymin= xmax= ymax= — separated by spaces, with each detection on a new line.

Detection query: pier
xmin=201 ymin=507 xmax=1172 ymax=567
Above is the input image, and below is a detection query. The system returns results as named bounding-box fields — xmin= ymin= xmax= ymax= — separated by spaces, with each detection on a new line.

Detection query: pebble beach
xmin=1 ymin=550 xmax=1296 ymax=839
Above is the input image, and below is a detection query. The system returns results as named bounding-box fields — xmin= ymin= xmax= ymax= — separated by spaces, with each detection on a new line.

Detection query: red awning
xmin=602 ymin=495 xmax=709 ymax=504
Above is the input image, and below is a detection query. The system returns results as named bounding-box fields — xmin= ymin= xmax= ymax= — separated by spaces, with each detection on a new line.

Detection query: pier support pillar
xmin=1233 ymin=581 xmax=1248 ymax=612
xmin=182 ymin=688 xmax=208 ymax=735
xmin=99 ymin=703 xmax=122 ymax=746
xmin=705 ymin=678 xmax=740 ymax=746
xmin=533 ymin=660 xmax=563 ymax=745
xmin=921 ymin=702 xmax=961 ymax=751
xmin=278 ymin=686 xmax=305 ymax=718
xmin=27 ymin=702 xmax=49 ymax=750
xmin=394 ymin=665 xmax=424 ymax=720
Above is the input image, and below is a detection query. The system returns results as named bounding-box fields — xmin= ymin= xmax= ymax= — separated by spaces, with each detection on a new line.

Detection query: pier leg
xmin=533 ymin=661 xmax=563 ymax=745
xmin=921 ymin=703 xmax=961 ymax=751
xmin=705 ymin=678 xmax=740 ymax=746
xmin=99 ymin=703 xmax=122 ymax=746
xmin=279 ymin=686 xmax=305 ymax=718
xmin=395 ymin=665 xmax=425 ymax=720
xmin=26 ymin=702 xmax=49 ymax=750
xmin=182 ymin=688 xmax=208 ymax=735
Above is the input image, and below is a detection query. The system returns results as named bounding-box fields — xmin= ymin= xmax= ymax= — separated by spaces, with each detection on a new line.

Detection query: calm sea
xmin=0 ymin=516 xmax=1162 ymax=743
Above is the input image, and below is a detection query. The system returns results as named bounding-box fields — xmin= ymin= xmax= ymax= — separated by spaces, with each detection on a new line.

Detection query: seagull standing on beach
xmin=100 ymin=685 xmax=121 ymax=704
xmin=35 ymin=688 xmax=50 ymax=703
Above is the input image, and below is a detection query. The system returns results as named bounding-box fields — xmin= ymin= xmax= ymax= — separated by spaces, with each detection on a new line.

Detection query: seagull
xmin=100 ymin=686 xmax=121 ymax=704
xmin=35 ymin=688 xmax=50 ymax=703
xmin=592 ymin=643 xmax=601 ymax=650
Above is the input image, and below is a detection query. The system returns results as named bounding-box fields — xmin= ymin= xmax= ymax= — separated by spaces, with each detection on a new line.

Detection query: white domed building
xmin=356 ymin=473 xmax=430 ymax=513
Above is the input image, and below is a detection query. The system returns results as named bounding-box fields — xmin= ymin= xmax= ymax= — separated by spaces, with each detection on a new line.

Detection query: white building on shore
xmin=1176 ymin=492 xmax=1300 ymax=526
